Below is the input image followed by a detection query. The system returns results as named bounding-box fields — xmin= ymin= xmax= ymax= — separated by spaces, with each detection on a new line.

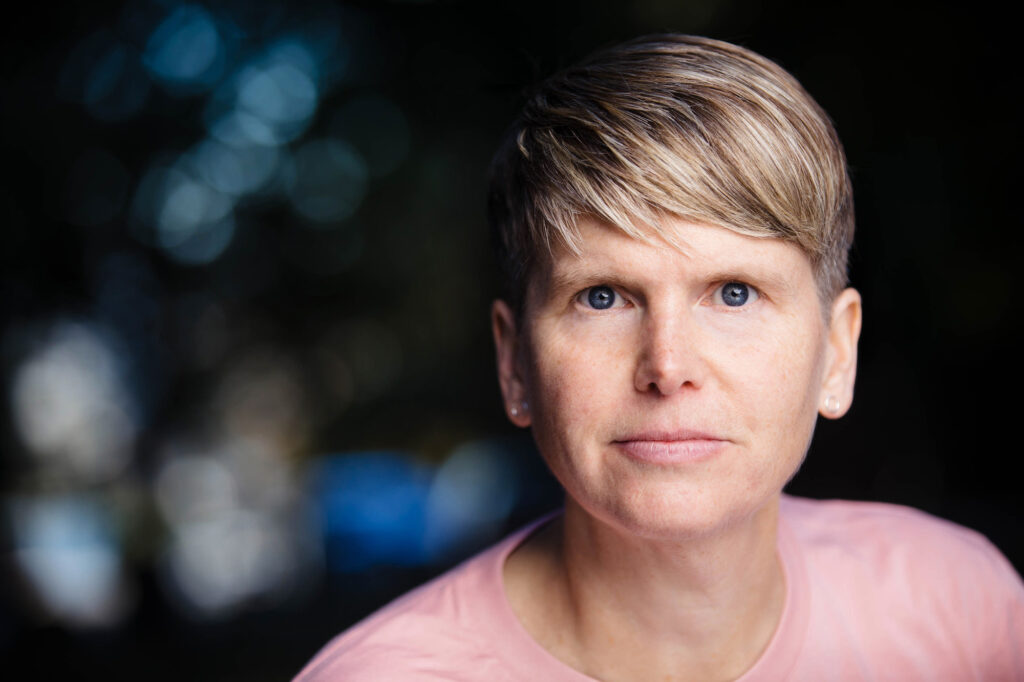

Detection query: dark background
xmin=1 ymin=0 xmax=1020 ymax=679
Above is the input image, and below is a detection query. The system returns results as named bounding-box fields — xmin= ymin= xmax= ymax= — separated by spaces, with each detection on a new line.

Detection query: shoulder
xmin=293 ymin=523 xmax=539 ymax=682
xmin=781 ymin=495 xmax=1024 ymax=674
xmin=780 ymin=494 xmax=1016 ymax=580
xmin=295 ymin=604 xmax=490 ymax=681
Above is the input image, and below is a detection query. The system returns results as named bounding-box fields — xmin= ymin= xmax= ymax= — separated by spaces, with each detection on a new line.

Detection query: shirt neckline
xmin=476 ymin=501 xmax=810 ymax=681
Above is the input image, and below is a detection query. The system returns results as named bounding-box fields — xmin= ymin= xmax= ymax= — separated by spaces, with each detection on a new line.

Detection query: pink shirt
xmin=295 ymin=496 xmax=1024 ymax=681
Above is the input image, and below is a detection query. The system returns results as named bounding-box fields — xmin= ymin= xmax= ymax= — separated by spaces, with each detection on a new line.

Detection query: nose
xmin=633 ymin=306 xmax=703 ymax=396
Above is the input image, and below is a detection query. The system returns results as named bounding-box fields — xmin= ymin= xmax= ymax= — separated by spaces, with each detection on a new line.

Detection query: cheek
xmin=528 ymin=334 xmax=605 ymax=429
xmin=726 ymin=314 xmax=823 ymax=397
xmin=733 ymin=322 xmax=825 ymax=460
xmin=523 ymin=322 xmax=634 ymax=457
xmin=528 ymin=317 xmax=631 ymax=395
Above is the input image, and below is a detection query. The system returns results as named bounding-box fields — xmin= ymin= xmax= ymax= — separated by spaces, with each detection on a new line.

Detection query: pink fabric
xmin=295 ymin=496 xmax=1024 ymax=681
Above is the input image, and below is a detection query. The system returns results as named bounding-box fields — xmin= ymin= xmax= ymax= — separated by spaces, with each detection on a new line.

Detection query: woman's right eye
xmin=581 ymin=285 xmax=618 ymax=310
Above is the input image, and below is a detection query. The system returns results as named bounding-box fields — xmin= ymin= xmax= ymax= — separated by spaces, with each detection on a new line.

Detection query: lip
xmin=612 ymin=430 xmax=727 ymax=465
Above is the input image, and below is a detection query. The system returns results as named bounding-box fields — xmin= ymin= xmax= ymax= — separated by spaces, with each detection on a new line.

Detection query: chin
xmin=572 ymin=480 xmax=779 ymax=542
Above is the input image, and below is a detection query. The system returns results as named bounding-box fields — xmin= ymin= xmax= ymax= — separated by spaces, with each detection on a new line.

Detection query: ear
xmin=492 ymin=299 xmax=532 ymax=427
xmin=819 ymin=287 xmax=862 ymax=419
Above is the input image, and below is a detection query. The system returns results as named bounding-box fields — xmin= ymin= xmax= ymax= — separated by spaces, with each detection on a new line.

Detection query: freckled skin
xmin=504 ymin=217 xmax=843 ymax=541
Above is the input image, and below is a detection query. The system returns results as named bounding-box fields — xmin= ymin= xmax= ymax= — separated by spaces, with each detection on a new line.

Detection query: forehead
xmin=530 ymin=216 xmax=816 ymax=297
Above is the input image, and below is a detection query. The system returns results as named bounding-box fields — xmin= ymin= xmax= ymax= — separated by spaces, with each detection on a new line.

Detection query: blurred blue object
xmin=191 ymin=137 xmax=281 ymax=196
xmin=203 ymin=39 xmax=321 ymax=148
xmin=310 ymin=452 xmax=434 ymax=572
xmin=132 ymin=164 xmax=237 ymax=265
xmin=142 ymin=4 xmax=225 ymax=92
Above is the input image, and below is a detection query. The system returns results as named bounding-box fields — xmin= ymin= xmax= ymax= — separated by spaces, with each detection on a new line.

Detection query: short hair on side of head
xmin=488 ymin=34 xmax=854 ymax=311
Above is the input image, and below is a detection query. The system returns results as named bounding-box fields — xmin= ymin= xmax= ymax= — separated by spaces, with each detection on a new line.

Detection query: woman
xmin=296 ymin=35 xmax=1024 ymax=681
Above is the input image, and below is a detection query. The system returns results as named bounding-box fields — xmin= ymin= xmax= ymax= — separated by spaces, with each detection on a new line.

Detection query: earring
xmin=509 ymin=405 xmax=519 ymax=417
xmin=509 ymin=401 xmax=529 ymax=417
xmin=823 ymin=395 xmax=841 ymax=414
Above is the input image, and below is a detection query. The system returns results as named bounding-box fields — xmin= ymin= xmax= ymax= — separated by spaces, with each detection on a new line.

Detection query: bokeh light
xmin=212 ymin=348 xmax=310 ymax=450
xmin=160 ymin=506 xmax=303 ymax=616
xmin=10 ymin=321 xmax=138 ymax=483
xmin=142 ymin=4 xmax=225 ymax=93
xmin=204 ymin=39 xmax=321 ymax=149
xmin=153 ymin=434 xmax=317 ymax=618
xmin=190 ymin=137 xmax=281 ymax=197
xmin=310 ymin=452 xmax=433 ymax=573
xmin=9 ymin=496 xmax=135 ymax=628
xmin=155 ymin=454 xmax=238 ymax=528
xmin=424 ymin=440 xmax=520 ymax=560
xmin=133 ymin=164 xmax=237 ymax=265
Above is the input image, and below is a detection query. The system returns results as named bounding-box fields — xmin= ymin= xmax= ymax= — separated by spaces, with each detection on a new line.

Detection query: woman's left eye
xmin=715 ymin=282 xmax=758 ymax=307
xmin=579 ymin=285 xmax=621 ymax=310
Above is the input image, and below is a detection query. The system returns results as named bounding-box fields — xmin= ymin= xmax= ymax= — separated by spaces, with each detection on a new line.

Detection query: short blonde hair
xmin=488 ymin=34 xmax=854 ymax=309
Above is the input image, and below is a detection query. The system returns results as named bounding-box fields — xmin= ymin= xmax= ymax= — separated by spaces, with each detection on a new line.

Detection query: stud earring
xmin=823 ymin=395 xmax=841 ymax=414
xmin=509 ymin=405 xmax=519 ymax=417
xmin=510 ymin=401 xmax=529 ymax=418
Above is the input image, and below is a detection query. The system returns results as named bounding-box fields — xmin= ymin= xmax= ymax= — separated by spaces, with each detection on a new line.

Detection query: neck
xmin=505 ymin=496 xmax=785 ymax=682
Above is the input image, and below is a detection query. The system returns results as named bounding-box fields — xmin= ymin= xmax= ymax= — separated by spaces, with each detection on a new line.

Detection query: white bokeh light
xmin=10 ymin=496 xmax=134 ymax=628
xmin=11 ymin=321 xmax=138 ymax=482
xmin=162 ymin=508 xmax=295 ymax=615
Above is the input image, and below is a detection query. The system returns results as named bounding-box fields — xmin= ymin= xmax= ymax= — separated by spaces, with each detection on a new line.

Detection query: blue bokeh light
xmin=133 ymin=164 xmax=237 ymax=265
xmin=204 ymin=39 xmax=321 ymax=148
xmin=237 ymin=62 xmax=316 ymax=133
xmin=310 ymin=452 xmax=433 ymax=572
xmin=143 ymin=4 xmax=225 ymax=92
xmin=207 ymin=108 xmax=280 ymax=147
xmin=191 ymin=138 xmax=281 ymax=197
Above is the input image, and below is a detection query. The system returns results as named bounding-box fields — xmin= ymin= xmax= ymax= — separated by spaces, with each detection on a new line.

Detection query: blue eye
xmin=719 ymin=282 xmax=755 ymax=307
xmin=586 ymin=286 xmax=616 ymax=310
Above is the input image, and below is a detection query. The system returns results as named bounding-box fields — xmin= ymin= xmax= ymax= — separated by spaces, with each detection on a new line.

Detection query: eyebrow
xmin=702 ymin=266 xmax=795 ymax=294
xmin=542 ymin=258 xmax=798 ymax=297
xmin=542 ymin=261 xmax=609 ymax=294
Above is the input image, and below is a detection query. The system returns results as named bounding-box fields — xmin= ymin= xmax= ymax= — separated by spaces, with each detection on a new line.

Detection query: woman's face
xmin=493 ymin=216 xmax=861 ymax=539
